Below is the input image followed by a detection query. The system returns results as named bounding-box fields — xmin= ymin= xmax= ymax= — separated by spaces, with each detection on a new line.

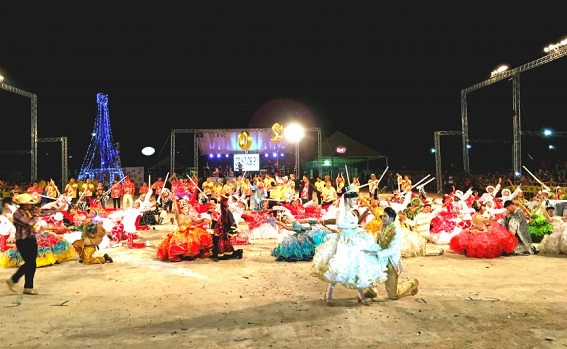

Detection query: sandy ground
xmin=2 ymin=204 xmax=567 ymax=349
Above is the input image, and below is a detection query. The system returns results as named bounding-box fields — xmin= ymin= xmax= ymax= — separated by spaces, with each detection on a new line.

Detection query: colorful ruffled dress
xmin=528 ymin=213 xmax=553 ymax=243
xmin=311 ymin=206 xmax=388 ymax=289
xmin=1 ymin=231 xmax=77 ymax=268
xmin=271 ymin=221 xmax=328 ymax=262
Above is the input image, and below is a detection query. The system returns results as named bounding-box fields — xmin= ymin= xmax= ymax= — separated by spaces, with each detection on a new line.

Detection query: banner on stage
xmin=233 ymin=154 xmax=260 ymax=172
xmin=122 ymin=167 xmax=145 ymax=188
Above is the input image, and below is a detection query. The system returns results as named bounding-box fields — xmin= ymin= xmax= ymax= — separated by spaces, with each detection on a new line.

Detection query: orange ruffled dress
xmin=156 ymin=213 xmax=213 ymax=262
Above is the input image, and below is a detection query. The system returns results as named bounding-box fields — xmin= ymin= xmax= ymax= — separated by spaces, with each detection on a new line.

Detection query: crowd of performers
xmin=2 ymin=170 xmax=567 ymax=303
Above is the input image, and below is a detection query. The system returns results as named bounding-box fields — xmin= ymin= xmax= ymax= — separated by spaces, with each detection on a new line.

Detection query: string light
xmin=78 ymin=93 xmax=125 ymax=182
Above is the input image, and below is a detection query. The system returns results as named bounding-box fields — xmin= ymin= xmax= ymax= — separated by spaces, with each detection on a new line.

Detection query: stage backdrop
xmin=122 ymin=167 xmax=145 ymax=188
xmin=197 ymin=130 xmax=292 ymax=154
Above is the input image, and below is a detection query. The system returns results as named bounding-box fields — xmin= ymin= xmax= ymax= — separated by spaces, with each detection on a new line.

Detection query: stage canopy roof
xmin=322 ymin=131 xmax=386 ymax=160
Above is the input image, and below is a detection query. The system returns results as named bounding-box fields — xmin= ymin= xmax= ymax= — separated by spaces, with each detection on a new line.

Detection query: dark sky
xmin=1 ymin=3 xmax=566 ymax=179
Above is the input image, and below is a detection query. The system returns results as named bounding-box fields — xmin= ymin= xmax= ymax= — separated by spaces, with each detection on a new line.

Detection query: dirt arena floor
xmin=2 ymin=200 xmax=567 ymax=349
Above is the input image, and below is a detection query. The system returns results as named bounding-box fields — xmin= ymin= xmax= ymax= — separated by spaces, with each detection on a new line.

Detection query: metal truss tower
xmin=461 ymin=44 xmax=567 ymax=175
xmin=77 ymin=93 xmax=124 ymax=182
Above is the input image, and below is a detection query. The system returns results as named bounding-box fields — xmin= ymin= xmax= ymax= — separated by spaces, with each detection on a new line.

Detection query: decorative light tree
xmin=77 ymin=93 xmax=124 ymax=183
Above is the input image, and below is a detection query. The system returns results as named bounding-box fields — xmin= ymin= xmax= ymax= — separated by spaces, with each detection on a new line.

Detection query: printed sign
xmin=233 ymin=154 xmax=260 ymax=172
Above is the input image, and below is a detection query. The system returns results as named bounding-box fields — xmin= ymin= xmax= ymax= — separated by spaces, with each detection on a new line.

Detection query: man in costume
xmin=72 ymin=218 xmax=113 ymax=264
xmin=122 ymin=176 xmax=136 ymax=209
xmin=6 ymin=193 xmax=66 ymax=295
xmin=210 ymin=194 xmax=243 ymax=261
xmin=297 ymin=175 xmax=315 ymax=205
xmin=501 ymin=200 xmax=534 ymax=255
xmin=365 ymin=207 xmax=419 ymax=300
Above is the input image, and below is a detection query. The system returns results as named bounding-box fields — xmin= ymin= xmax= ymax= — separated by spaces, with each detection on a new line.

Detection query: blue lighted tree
xmin=77 ymin=93 xmax=124 ymax=183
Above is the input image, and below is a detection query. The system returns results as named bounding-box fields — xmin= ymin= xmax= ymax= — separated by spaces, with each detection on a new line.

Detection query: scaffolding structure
xmin=170 ymin=128 xmax=322 ymax=178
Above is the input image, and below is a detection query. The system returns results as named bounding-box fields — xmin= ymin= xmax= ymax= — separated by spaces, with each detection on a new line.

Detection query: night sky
xmin=1 ymin=3 xmax=566 ymax=180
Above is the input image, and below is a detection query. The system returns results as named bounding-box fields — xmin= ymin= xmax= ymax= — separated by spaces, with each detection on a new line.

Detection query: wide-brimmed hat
xmin=13 ymin=193 xmax=40 ymax=205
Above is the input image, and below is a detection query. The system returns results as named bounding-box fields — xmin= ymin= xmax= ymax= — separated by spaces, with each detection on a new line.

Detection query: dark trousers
xmin=12 ymin=238 xmax=38 ymax=289
xmin=113 ymin=197 xmax=120 ymax=209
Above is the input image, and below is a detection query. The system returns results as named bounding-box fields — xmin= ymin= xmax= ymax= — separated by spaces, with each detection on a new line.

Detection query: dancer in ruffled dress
xmin=538 ymin=206 xmax=567 ymax=255
xmin=271 ymin=213 xmax=329 ymax=262
xmin=156 ymin=196 xmax=214 ymax=262
xmin=398 ymin=197 xmax=445 ymax=257
xmin=311 ymin=184 xmax=388 ymax=306
xmin=429 ymin=193 xmax=465 ymax=244
xmin=241 ymin=209 xmax=282 ymax=242
xmin=449 ymin=201 xmax=517 ymax=258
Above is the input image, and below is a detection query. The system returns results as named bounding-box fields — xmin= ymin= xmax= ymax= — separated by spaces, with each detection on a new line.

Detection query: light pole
xmin=284 ymin=123 xmax=305 ymax=178
xmin=142 ymin=146 xmax=156 ymax=182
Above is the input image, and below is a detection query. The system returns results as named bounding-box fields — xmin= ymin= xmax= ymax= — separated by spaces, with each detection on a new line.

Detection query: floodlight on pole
xmin=490 ymin=65 xmax=509 ymax=78
xmin=284 ymin=123 xmax=305 ymax=177
xmin=543 ymin=38 xmax=567 ymax=53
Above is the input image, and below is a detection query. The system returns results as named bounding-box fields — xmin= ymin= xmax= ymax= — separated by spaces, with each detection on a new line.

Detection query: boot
xmin=363 ymin=287 xmax=378 ymax=299
xmin=210 ymin=235 xmax=219 ymax=262
xmin=357 ymin=288 xmax=372 ymax=306
xmin=23 ymin=288 xmax=39 ymax=295
xmin=397 ymin=278 xmax=419 ymax=298
xmin=127 ymin=234 xmax=146 ymax=249
xmin=104 ymin=254 xmax=113 ymax=263
xmin=6 ymin=278 xmax=17 ymax=293
xmin=233 ymin=249 xmax=243 ymax=259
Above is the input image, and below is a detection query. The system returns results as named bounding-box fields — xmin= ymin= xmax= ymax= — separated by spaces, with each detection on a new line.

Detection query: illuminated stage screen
xmin=233 ymin=154 xmax=260 ymax=172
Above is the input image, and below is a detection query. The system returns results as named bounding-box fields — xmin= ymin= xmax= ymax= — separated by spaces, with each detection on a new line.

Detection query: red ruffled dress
xmin=449 ymin=221 xmax=517 ymax=258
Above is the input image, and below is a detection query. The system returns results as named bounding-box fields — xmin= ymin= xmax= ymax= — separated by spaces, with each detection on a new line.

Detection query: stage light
xmin=549 ymin=144 xmax=556 ymax=150
xmin=265 ymin=153 xmax=269 ymax=157
xmin=542 ymin=128 xmax=553 ymax=137
xmin=0 ymin=75 xmax=4 ymax=83
xmin=141 ymin=147 xmax=155 ymax=156
xmin=324 ymin=160 xmax=330 ymax=166
xmin=280 ymin=153 xmax=284 ymax=157
xmin=490 ymin=65 xmax=509 ymax=78
xmin=544 ymin=37 xmax=567 ymax=53
xmin=225 ymin=154 xmax=229 ymax=158
xmin=466 ymin=144 xmax=472 ymax=149
xmin=514 ymin=171 xmax=521 ymax=177
xmin=209 ymin=154 xmax=213 ymax=158
xmin=216 ymin=154 xmax=221 ymax=158
xmin=272 ymin=153 xmax=277 ymax=158
xmin=429 ymin=147 xmax=436 ymax=154
xmin=284 ymin=123 xmax=305 ymax=143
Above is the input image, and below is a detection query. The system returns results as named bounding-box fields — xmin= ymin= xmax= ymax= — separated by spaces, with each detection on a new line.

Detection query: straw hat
xmin=13 ymin=193 xmax=40 ymax=205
